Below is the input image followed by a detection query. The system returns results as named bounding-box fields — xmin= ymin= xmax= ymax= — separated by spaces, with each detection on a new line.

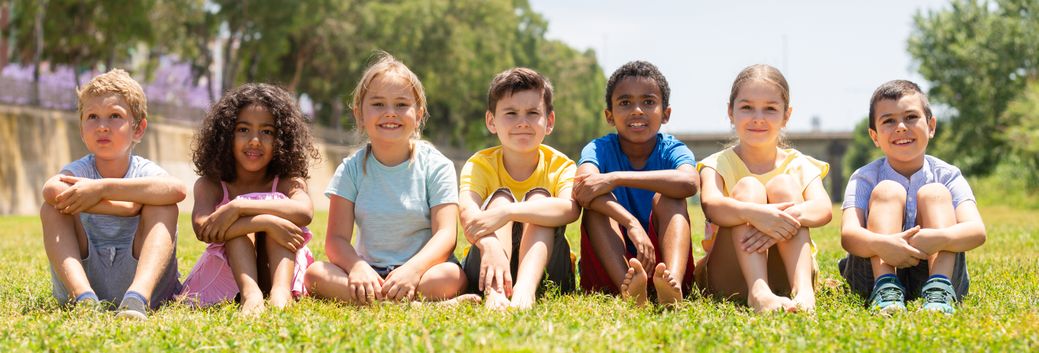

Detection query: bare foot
xmin=747 ymin=288 xmax=794 ymax=314
xmin=509 ymin=293 xmax=535 ymax=310
xmin=269 ymin=289 xmax=292 ymax=309
xmin=412 ymin=294 xmax=482 ymax=307
xmin=791 ymin=290 xmax=816 ymax=313
xmin=484 ymin=289 xmax=510 ymax=311
xmin=652 ymin=263 xmax=683 ymax=306
xmin=240 ymin=295 xmax=266 ymax=316
xmin=620 ymin=258 xmax=648 ymax=307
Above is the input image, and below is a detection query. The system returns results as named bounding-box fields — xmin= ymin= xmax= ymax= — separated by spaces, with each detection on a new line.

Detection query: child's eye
xmin=372 ymin=102 xmax=384 ymax=107
xmin=906 ymin=114 xmax=919 ymax=121
xmin=642 ymin=99 xmax=655 ymax=106
xmin=261 ymin=129 xmax=275 ymax=135
xmin=618 ymin=100 xmax=630 ymax=106
xmin=881 ymin=118 xmax=894 ymax=125
xmin=740 ymin=105 xmax=752 ymax=111
xmin=110 ymin=113 xmax=123 ymax=119
xmin=395 ymin=102 xmax=409 ymax=108
xmin=236 ymin=127 xmax=249 ymax=133
xmin=86 ymin=114 xmax=98 ymax=120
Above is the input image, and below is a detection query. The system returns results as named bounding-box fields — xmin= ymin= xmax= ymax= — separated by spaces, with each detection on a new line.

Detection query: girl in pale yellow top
xmin=696 ymin=64 xmax=832 ymax=313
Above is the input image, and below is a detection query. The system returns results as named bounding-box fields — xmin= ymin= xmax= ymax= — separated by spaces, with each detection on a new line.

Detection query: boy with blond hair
xmin=40 ymin=69 xmax=186 ymax=319
xmin=459 ymin=67 xmax=579 ymax=310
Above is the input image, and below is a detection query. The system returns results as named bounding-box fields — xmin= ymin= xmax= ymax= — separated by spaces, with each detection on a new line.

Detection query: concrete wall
xmin=0 ymin=105 xmax=355 ymax=215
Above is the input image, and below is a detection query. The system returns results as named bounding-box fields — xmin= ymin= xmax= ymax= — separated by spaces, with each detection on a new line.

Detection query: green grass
xmin=2 ymin=206 xmax=1037 ymax=352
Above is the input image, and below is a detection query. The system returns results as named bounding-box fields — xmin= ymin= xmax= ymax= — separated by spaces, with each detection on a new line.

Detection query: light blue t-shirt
xmin=842 ymin=155 xmax=976 ymax=230
xmin=578 ymin=133 xmax=696 ymax=231
xmin=61 ymin=154 xmax=170 ymax=249
xmin=325 ymin=142 xmax=458 ymax=268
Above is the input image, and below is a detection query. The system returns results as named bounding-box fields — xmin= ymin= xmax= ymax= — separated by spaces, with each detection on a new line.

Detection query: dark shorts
xmin=50 ymin=244 xmax=181 ymax=309
xmin=462 ymin=222 xmax=575 ymax=295
xmin=372 ymin=256 xmax=461 ymax=278
xmin=838 ymin=253 xmax=970 ymax=301
xmin=578 ymin=211 xmax=695 ymax=295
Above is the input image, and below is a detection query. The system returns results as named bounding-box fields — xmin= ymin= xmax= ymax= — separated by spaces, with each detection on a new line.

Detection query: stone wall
xmin=0 ymin=105 xmax=355 ymax=215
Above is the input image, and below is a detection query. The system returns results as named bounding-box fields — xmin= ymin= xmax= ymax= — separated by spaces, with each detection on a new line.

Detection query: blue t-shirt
xmin=325 ymin=142 xmax=458 ymax=268
xmin=578 ymin=133 xmax=696 ymax=230
xmin=61 ymin=154 xmax=170 ymax=249
xmin=843 ymin=155 xmax=976 ymax=230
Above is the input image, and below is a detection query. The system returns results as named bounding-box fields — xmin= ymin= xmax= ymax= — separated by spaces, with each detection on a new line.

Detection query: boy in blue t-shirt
xmin=574 ymin=61 xmax=699 ymax=306
xmin=839 ymin=80 xmax=986 ymax=314
xmin=40 ymin=69 xmax=186 ymax=319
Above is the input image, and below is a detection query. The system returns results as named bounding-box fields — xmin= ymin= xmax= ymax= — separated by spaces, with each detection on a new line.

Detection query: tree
xmin=908 ymin=0 xmax=1039 ymax=175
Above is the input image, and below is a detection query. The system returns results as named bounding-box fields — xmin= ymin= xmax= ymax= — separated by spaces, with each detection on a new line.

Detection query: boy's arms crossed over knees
xmin=42 ymin=173 xmax=186 ymax=216
xmin=907 ymin=200 xmax=986 ymax=255
xmin=573 ymin=163 xmax=657 ymax=270
xmin=840 ymin=207 xmax=927 ymax=268
xmin=572 ymin=163 xmax=699 ymax=206
xmin=459 ymin=190 xmax=514 ymax=295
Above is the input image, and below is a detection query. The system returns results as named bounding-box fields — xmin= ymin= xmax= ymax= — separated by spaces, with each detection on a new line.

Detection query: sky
xmin=527 ymin=0 xmax=950 ymax=134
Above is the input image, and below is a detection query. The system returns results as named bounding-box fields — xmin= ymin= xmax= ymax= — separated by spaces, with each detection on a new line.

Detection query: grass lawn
xmin=1 ymin=205 xmax=1037 ymax=352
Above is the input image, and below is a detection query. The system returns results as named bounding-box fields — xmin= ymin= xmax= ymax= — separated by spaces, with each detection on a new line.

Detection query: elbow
xmin=171 ymin=183 xmax=188 ymax=203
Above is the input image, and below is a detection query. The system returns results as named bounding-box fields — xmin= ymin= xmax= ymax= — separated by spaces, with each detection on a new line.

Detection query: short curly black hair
xmin=604 ymin=61 xmax=670 ymax=111
xmin=192 ymin=83 xmax=319 ymax=182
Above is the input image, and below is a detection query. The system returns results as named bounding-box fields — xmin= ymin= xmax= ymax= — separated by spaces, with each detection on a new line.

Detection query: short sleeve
xmin=325 ymin=150 xmax=362 ymax=202
xmin=796 ymin=155 xmax=829 ymax=191
xmin=426 ymin=155 xmax=459 ymax=207
xmin=60 ymin=156 xmax=94 ymax=178
xmin=945 ymin=172 xmax=976 ymax=208
xmin=554 ymin=160 xmax=577 ymax=195
xmin=578 ymin=139 xmax=601 ymax=169
xmin=459 ymin=156 xmax=491 ymax=200
xmin=133 ymin=157 xmax=170 ymax=177
xmin=843 ymin=169 xmax=873 ymax=211
xmin=664 ymin=141 xmax=696 ymax=169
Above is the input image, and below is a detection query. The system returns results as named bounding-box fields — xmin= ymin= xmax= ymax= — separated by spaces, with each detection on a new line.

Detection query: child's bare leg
xmin=127 ymin=204 xmax=178 ymax=302
xmin=650 ymin=193 xmax=689 ymax=305
xmin=416 ymin=262 xmax=468 ymax=301
xmin=482 ymin=190 xmax=516 ymax=310
xmin=41 ymin=204 xmax=93 ymax=300
xmin=583 ymin=208 xmax=631 ymax=290
xmin=867 ymin=181 xmax=907 ymax=278
xmin=264 ymin=233 xmax=297 ymax=309
xmin=303 ymin=261 xmax=360 ymax=304
xmin=510 ymin=190 xmax=553 ymax=310
xmin=766 ymin=175 xmax=814 ymax=312
xmin=916 ymin=184 xmax=957 ymax=278
xmin=731 ymin=177 xmax=792 ymax=313
xmin=226 ymin=234 xmax=264 ymax=314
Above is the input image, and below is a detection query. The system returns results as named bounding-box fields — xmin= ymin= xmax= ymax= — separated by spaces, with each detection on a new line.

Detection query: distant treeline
xmin=3 ymin=0 xmax=609 ymax=155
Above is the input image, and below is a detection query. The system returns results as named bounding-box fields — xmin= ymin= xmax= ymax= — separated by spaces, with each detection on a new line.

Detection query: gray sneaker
xmin=116 ymin=292 xmax=149 ymax=320
xmin=921 ymin=277 xmax=956 ymax=314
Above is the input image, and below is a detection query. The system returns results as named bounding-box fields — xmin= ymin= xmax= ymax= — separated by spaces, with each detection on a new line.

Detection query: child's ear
xmin=727 ymin=104 xmax=735 ymax=126
xmin=132 ymin=119 xmax=148 ymax=143
xmin=485 ymin=111 xmax=497 ymax=134
xmin=783 ymin=106 xmax=793 ymax=127
xmin=868 ymin=127 xmax=880 ymax=147
xmin=604 ymin=108 xmax=615 ymax=126
xmin=927 ymin=115 xmax=937 ymax=138
xmin=545 ymin=111 xmax=555 ymax=135
xmin=661 ymin=106 xmax=672 ymax=124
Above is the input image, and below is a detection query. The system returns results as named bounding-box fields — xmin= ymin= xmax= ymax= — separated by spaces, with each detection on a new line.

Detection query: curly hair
xmin=192 ymin=83 xmax=320 ymax=182
xmin=605 ymin=61 xmax=670 ymax=111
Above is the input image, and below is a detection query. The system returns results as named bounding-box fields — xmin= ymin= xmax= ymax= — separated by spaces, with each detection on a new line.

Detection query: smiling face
xmin=486 ymin=89 xmax=553 ymax=154
xmin=728 ymin=80 xmax=790 ymax=149
xmin=357 ymin=72 xmax=423 ymax=146
xmin=79 ymin=93 xmax=145 ymax=162
xmin=606 ymin=77 xmax=670 ymax=146
xmin=869 ymin=93 xmax=935 ymax=174
xmin=232 ymin=104 xmax=277 ymax=176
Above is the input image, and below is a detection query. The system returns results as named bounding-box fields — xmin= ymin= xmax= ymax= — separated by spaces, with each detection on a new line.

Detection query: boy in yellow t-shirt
xmin=459 ymin=67 xmax=580 ymax=310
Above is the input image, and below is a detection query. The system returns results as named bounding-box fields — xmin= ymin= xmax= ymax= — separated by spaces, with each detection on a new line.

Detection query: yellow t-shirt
xmin=459 ymin=144 xmax=576 ymax=201
xmin=695 ymin=147 xmax=829 ymax=256
xmin=697 ymin=147 xmax=829 ymax=196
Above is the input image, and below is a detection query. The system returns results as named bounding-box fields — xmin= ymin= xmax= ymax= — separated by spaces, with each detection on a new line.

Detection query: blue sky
xmin=527 ymin=0 xmax=950 ymax=133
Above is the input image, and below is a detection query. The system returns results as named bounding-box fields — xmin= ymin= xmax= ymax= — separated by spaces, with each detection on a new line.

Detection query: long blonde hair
xmin=350 ymin=51 xmax=429 ymax=173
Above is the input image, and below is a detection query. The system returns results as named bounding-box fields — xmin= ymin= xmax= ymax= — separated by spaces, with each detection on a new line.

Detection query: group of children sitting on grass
xmin=40 ymin=52 xmax=985 ymax=319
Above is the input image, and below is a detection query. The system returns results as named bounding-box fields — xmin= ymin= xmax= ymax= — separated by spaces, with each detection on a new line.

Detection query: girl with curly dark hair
xmin=180 ymin=83 xmax=320 ymax=314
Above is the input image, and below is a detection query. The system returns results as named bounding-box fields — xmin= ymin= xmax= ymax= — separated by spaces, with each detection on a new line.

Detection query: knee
xmin=141 ymin=204 xmax=179 ymax=220
xmin=652 ymin=193 xmax=688 ymax=216
xmin=765 ymin=174 xmax=803 ymax=203
xmin=870 ymin=180 xmax=907 ymax=206
xmin=731 ymin=177 xmax=766 ymax=203
xmin=523 ymin=188 xmax=551 ymax=201
xmin=485 ymin=189 xmax=516 ymax=209
xmin=917 ymin=183 xmax=952 ymax=207
xmin=304 ymin=262 xmax=334 ymax=285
